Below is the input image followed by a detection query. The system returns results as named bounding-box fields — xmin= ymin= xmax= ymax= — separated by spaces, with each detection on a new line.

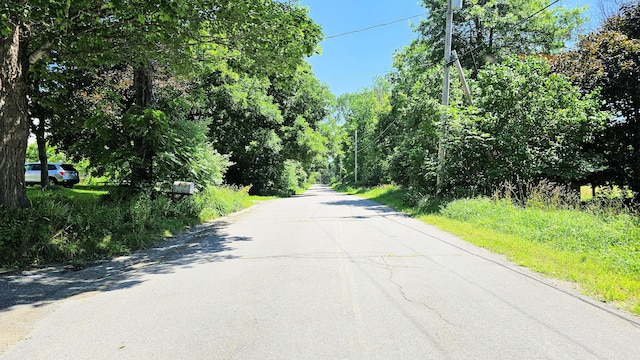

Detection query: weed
xmin=0 ymin=184 xmax=253 ymax=270
xmin=195 ymin=185 xmax=252 ymax=221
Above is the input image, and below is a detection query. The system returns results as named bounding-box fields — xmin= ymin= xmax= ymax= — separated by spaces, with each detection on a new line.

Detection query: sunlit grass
xmin=580 ymin=184 xmax=634 ymax=201
xmin=2 ymin=184 xmax=256 ymax=270
xmin=249 ymin=195 xmax=279 ymax=202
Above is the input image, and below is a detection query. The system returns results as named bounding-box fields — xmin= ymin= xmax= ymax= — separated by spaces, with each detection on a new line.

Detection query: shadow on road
xmin=321 ymin=198 xmax=401 ymax=215
xmin=0 ymin=221 xmax=251 ymax=311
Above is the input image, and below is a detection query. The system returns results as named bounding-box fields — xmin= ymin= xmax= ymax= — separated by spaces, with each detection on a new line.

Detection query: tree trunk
xmin=0 ymin=23 xmax=31 ymax=209
xmin=134 ymin=61 xmax=156 ymax=108
xmin=35 ymin=123 xmax=49 ymax=188
xmin=31 ymin=91 xmax=50 ymax=188
xmin=131 ymin=61 xmax=156 ymax=187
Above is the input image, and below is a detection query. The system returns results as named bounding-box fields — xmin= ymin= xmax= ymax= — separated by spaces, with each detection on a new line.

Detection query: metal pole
xmin=437 ymin=0 xmax=454 ymax=190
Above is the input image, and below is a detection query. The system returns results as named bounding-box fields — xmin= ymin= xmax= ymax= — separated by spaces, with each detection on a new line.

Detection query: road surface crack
xmin=372 ymin=256 xmax=459 ymax=329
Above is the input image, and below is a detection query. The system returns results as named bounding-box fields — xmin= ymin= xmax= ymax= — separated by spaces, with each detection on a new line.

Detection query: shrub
xmin=0 ymin=187 xmax=209 ymax=269
xmin=441 ymin=57 xmax=607 ymax=195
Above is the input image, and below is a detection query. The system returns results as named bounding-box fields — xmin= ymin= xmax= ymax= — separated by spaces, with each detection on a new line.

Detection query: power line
xmin=351 ymin=0 xmax=566 ymax=155
xmin=325 ymin=13 xmax=426 ymax=40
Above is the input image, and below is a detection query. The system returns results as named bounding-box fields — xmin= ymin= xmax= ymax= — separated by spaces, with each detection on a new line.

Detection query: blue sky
xmin=299 ymin=0 xmax=603 ymax=97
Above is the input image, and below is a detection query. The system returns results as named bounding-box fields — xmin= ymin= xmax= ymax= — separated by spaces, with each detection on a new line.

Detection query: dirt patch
xmin=0 ymin=304 xmax=56 ymax=354
xmin=0 ymin=292 xmax=106 ymax=355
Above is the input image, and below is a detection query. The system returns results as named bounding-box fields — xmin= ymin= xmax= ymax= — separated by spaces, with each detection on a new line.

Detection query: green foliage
xmin=2 ymin=0 xmax=324 ymax=210
xmin=203 ymin=71 xmax=285 ymax=191
xmin=47 ymin=67 xmax=231 ymax=189
xmin=25 ymin=142 xmax=67 ymax=163
xmin=0 ymin=184 xmax=253 ymax=268
xmin=335 ymin=80 xmax=392 ymax=186
xmin=552 ymin=1 xmax=640 ymax=195
xmin=275 ymin=160 xmax=307 ymax=196
xmin=416 ymin=0 xmax=585 ymax=71
xmin=331 ymin=0 xmax=590 ymax=198
xmin=201 ymin=64 xmax=331 ymax=194
xmin=0 ymin=206 xmax=47 ymax=267
xmin=195 ymin=185 xmax=252 ymax=221
xmin=441 ymin=56 xmax=607 ymax=194
xmin=385 ymin=64 xmax=445 ymax=190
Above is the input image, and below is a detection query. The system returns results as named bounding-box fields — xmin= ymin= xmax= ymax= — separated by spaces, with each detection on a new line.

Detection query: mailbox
xmin=172 ymin=181 xmax=195 ymax=195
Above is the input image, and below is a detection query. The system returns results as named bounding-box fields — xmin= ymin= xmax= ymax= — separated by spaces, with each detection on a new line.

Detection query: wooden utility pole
xmin=354 ymin=129 xmax=358 ymax=184
xmin=437 ymin=0 xmax=463 ymax=191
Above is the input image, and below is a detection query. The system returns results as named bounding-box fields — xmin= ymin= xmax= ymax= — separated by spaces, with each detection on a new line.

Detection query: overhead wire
xmin=325 ymin=13 xmax=426 ymax=40
xmin=348 ymin=0 xmax=566 ymax=153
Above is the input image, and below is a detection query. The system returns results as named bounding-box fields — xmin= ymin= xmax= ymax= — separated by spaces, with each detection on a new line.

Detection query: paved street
xmin=2 ymin=185 xmax=640 ymax=359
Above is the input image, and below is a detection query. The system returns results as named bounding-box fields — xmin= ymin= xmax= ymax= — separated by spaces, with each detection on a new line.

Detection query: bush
xmin=0 ymin=188 xmax=207 ymax=269
xmin=0 ymin=207 xmax=45 ymax=267
xmin=441 ymin=57 xmax=607 ymax=195
xmin=274 ymin=160 xmax=307 ymax=196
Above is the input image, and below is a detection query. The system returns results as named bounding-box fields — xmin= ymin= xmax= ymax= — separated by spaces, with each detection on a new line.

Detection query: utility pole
xmin=437 ymin=0 xmax=462 ymax=191
xmin=354 ymin=129 xmax=358 ymax=184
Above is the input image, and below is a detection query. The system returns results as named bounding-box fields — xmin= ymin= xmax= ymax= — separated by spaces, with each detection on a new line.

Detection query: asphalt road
xmin=2 ymin=184 xmax=640 ymax=359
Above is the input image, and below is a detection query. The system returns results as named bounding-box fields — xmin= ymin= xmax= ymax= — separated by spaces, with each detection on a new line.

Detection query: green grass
xmin=249 ymin=195 xmax=279 ymax=202
xmin=1 ymin=184 xmax=255 ymax=271
xmin=336 ymin=184 xmax=640 ymax=316
xmin=26 ymin=185 xmax=109 ymax=203
xmin=195 ymin=185 xmax=253 ymax=221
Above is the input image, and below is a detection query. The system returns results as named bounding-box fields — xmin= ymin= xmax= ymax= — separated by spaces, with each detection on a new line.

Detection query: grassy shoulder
xmin=336 ymin=184 xmax=640 ymax=316
xmin=0 ymin=185 xmax=262 ymax=271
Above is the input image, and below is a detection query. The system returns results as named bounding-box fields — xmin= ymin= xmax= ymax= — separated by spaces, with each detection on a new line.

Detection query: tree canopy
xmin=329 ymin=0 xmax=614 ymax=199
xmin=416 ymin=0 xmax=585 ymax=71
xmin=552 ymin=1 xmax=640 ymax=193
xmin=0 ymin=0 xmax=326 ymax=208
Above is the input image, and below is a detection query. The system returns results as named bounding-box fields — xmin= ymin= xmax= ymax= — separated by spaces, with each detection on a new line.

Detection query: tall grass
xmin=0 ymin=185 xmax=253 ymax=270
xmin=196 ymin=185 xmax=253 ymax=221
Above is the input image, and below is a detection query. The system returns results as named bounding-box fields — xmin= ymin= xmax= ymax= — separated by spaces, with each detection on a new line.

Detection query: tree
xmin=200 ymin=70 xmax=285 ymax=192
xmin=269 ymin=63 xmax=333 ymax=173
xmin=416 ymin=0 xmax=585 ymax=72
xmin=335 ymin=80 xmax=391 ymax=186
xmin=317 ymin=115 xmax=344 ymax=183
xmin=596 ymin=0 xmax=632 ymax=21
xmin=42 ymin=65 xmax=231 ymax=188
xmin=1 ymin=0 xmax=322 ymax=207
xmin=442 ymin=56 xmax=607 ymax=194
xmin=552 ymin=1 xmax=640 ymax=193
xmin=379 ymin=39 xmax=453 ymax=191
xmin=0 ymin=0 xmax=187 ymax=206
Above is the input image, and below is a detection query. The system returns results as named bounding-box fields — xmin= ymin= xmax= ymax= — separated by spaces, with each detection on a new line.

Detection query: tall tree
xmin=552 ymin=1 xmax=640 ymax=193
xmin=335 ymin=80 xmax=391 ymax=186
xmin=416 ymin=0 xmax=585 ymax=72
xmin=443 ymin=56 xmax=606 ymax=194
xmin=0 ymin=0 xmax=321 ymax=208
xmin=269 ymin=63 xmax=333 ymax=172
xmin=200 ymin=70 xmax=286 ymax=192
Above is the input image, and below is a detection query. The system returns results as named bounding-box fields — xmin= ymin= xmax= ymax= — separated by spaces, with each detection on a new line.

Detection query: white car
xmin=24 ymin=162 xmax=80 ymax=187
